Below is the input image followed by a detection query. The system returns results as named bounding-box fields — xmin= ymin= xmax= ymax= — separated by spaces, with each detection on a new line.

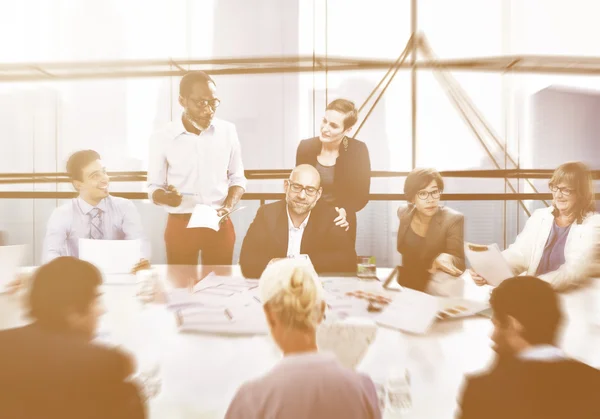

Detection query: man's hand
xmin=4 ymin=272 xmax=32 ymax=295
xmin=429 ymin=253 xmax=463 ymax=277
xmin=216 ymin=205 xmax=232 ymax=218
xmin=152 ymin=185 xmax=182 ymax=208
xmin=5 ymin=277 xmax=23 ymax=295
xmin=334 ymin=207 xmax=350 ymax=231
xmin=131 ymin=259 xmax=151 ymax=274
xmin=469 ymin=269 xmax=488 ymax=286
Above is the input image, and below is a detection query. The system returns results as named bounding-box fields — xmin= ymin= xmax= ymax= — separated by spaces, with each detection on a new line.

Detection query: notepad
xmin=79 ymin=239 xmax=141 ymax=275
xmin=464 ymin=242 xmax=514 ymax=286
xmin=187 ymin=205 xmax=246 ymax=231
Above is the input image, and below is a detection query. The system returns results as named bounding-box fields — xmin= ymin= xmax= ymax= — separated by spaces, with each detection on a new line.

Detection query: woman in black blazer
xmin=397 ymin=168 xmax=465 ymax=292
xmin=296 ymin=99 xmax=371 ymax=243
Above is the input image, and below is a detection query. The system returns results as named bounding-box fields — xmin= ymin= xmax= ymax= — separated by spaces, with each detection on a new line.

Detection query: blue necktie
xmin=89 ymin=207 xmax=104 ymax=240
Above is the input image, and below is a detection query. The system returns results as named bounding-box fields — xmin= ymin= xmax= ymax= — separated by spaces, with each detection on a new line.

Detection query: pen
xmin=224 ymin=308 xmax=233 ymax=321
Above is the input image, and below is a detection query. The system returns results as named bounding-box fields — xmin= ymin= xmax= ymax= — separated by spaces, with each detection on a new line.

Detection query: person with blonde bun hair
xmin=225 ymin=259 xmax=381 ymax=419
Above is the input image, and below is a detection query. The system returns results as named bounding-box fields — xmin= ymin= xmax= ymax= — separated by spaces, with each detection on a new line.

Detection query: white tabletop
xmin=2 ymin=265 xmax=599 ymax=419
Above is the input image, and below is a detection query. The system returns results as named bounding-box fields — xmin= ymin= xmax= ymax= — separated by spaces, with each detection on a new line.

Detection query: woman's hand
xmin=469 ymin=269 xmax=488 ymax=286
xmin=334 ymin=207 xmax=350 ymax=231
xmin=429 ymin=253 xmax=463 ymax=277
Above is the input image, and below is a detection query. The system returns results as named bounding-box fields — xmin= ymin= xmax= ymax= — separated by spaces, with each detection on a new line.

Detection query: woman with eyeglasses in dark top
xmin=296 ymin=99 xmax=371 ymax=244
xmin=471 ymin=161 xmax=600 ymax=291
xmin=396 ymin=168 xmax=466 ymax=293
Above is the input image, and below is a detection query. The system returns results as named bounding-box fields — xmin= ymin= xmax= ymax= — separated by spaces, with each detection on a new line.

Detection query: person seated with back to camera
xmin=0 ymin=257 xmax=145 ymax=419
xmin=225 ymin=258 xmax=381 ymax=419
xmin=396 ymin=168 xmax=466 ymax=294
xmin=470 ymin=161 xmax=600 ymax=291
xmin=239 ymin=164 xmax=357 ymax=279
xmin=457 ymin=276 xmax=600 ymax=419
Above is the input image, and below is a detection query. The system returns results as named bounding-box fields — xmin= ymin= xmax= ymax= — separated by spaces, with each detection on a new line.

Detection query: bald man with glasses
xmin=239 ymin=165 xmax=357 ymax=279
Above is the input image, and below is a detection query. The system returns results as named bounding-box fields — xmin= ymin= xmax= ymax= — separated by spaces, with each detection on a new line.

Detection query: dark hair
xmin=28 ymin=257 xmax=102 ymax=330
xmin=326 ymin=98 xmax=358 ymax=130
xmin=66 ymin=150 xmax=101 ymax=182
xmin=490 ymin=276 xmax=562 ymax=346
xmin=404 ymin=168 xmax=444 ymax=202
xmin=549 ymin=161 xmax=595 ymax=223
xmin=179 ymin=71 xmax=216 ymax=97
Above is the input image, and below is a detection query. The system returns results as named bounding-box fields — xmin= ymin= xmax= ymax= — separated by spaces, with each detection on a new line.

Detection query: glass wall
xmin=0 ymin=0 xmax=598 ymax=266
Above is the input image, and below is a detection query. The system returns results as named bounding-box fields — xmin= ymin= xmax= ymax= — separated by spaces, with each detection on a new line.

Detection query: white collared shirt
xmin=286 ymin=206 xmax=310 ymax=258
xmin=147 ymin=116 xmax=247 ymax=213
xmin=518 ymin=345 xmax=566 ymax=362
xmin=42 ymin=196 xmax=151 ymax=262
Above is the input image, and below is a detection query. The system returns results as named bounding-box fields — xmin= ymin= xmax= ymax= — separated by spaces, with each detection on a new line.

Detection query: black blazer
xmin=0 ymin=323 xmax=145 ymax=419
xmin=239 ymin=200 xmax=357 ymax=279
xmin=458 ymin=357 xmax=600 ymax=419
xmin=397 ymin=205 xmax=466 ymax=271
xmin=296 ymin=137 xmax=371 ymax=214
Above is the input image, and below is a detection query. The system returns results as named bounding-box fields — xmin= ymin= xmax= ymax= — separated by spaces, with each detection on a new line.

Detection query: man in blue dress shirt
xmin=42 ymin=149 xmax=150 ymax=272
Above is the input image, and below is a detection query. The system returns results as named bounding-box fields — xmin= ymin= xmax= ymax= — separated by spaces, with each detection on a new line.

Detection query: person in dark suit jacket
xmin=396 ymin=168 xmax=465 ymax=292
xmin=457 ymin=276 xmax=600 ymax=419
xmin=240 ymin=164 xmax=357 ymax=279
xmin=0 ymin=257 xmax=145 ymax=419
xmin=296 ymin=98 xmax=371 ymax=243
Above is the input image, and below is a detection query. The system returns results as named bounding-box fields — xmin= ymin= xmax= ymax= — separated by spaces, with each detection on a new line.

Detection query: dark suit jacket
xmin=397 ymin=205 xmax=466 ymax=270
xmin=0 ymin=323 xmax=145 ymax=419
xmin=296 ymin=136 xmax=371 ymax=214
xmin=458 ymin=357 xmax=600 ymax=419
xmin=239 ymin=200 xmax=357 ymax=279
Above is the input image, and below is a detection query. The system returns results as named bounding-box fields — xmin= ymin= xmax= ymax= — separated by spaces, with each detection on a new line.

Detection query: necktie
xmin=89 ymin=207 xmax=104 ymax=240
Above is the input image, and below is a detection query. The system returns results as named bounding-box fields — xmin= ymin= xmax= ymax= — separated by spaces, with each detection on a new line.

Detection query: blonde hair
xmin=259 ymin=259 xmax=323 ymax=331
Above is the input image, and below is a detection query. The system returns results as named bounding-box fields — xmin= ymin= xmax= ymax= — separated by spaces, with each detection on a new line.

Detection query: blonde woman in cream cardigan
xmin=471 ymin=162 xmax=599 ymax=291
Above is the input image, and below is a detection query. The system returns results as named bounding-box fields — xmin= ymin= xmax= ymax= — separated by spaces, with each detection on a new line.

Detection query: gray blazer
xmin=397 ymin=205 xmax=466 ymax=271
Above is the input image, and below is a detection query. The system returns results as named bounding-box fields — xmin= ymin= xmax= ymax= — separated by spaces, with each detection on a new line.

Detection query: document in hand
xmin=0 ymin=245 xmax=26 ymax=292
xmin=79 ymin=239 xmax=141 ymax=275
xmin=375 ymin=289 xmax=439 ymax=334
xmin=187 ymin=205 xmax=246 ymax=231
xmin=464 ymin=242 xmax=514 ymax=286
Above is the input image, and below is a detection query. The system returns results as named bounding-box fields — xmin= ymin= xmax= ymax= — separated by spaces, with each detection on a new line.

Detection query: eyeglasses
xmin=549 ymin=185 xmax=574 ymax=196
xmin=417 ymin=190 xmax=441 ymax=200
xmin=188 ymin=97 xmax=221 ymax=109
xmin=287 ymin=180 xmax=319 ymax=196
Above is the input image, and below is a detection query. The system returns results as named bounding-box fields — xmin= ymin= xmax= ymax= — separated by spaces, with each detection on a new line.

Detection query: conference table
xmin=1 ymin=265 xmax=599 ymax=419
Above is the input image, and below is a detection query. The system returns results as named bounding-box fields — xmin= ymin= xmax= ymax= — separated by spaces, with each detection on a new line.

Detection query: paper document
xmin=436 ymin=297 xmax=490 ymax=320
xmin=187 ymin=205 xmax=246 ymax=231
xmin=464 ymin=242 xmax=514 ymax=286
xmin=0 ymin=245 xmax=26 ymax=292
xmin=79 ymin=239 xmax=141 ymax=275
xmin=375 ymin=289 xmax=439 ymax=334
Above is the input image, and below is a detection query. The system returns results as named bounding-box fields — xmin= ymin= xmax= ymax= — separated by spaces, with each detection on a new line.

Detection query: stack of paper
xmin=464 ymin=242 xmax=514 ymax=286
xmin=375 ymin=290 xmax=439 ymax=334
xmin=79 ymin=239 xmax=141 ymax=276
